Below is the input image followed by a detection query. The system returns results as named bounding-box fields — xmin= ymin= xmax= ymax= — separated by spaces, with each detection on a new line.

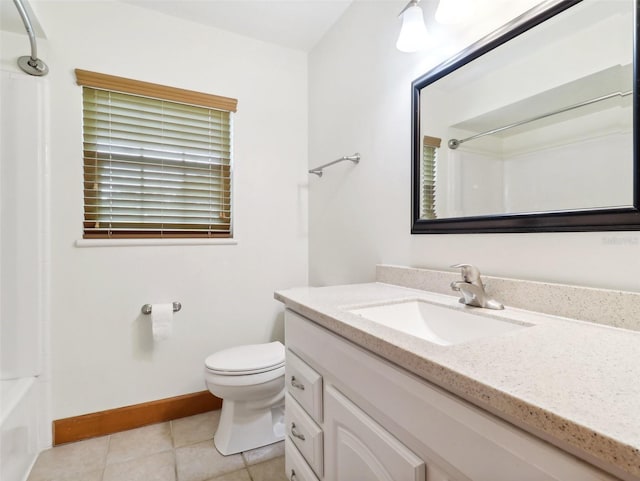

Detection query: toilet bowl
xmin=204 ymin=341 xmax=285 ymax=455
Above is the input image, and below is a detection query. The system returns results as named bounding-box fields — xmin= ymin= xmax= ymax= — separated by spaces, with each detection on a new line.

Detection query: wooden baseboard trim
xmin=53 ymin=390 xmax=222 ymax=445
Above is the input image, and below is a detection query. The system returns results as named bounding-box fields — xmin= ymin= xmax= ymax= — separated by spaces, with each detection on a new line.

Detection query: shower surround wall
xmin=0 ymin=68 xmax=51 ymax=480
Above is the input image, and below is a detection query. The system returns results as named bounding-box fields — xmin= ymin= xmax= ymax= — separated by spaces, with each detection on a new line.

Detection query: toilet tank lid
xmin=205 ymin=341 xmax=285 ymax=373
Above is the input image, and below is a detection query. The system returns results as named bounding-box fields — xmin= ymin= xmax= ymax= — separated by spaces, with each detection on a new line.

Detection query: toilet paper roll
xmin=151 ymin=303 xmax=173 ymax=341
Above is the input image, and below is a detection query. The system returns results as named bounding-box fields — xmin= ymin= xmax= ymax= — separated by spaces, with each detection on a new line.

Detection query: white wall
xmin=308 ymin=0 xmax=640 ymax=292
xmin=3 ymin=2 xmax=308 ymax=420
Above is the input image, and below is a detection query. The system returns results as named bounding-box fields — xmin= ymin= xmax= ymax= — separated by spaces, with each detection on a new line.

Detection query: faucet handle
xmin=450 ymin=263 xmax=482 ymax=284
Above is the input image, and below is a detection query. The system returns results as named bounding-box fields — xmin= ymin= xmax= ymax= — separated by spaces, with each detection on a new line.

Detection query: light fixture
xmin=396 ymin=0 xmax=429 ymax=53
xmin=435 ymin=0 xmax=474 ymax=25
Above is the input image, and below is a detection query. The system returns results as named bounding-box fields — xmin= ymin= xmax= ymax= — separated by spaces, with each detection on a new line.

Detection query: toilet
xmin=204 ymin=341 xmax=285 ymax=455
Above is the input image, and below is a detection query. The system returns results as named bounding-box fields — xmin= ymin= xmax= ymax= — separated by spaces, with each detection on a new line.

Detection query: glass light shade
xmin=396 ymin=5 xmax=429 ymax=53
xmin=435 ymin=0 xmax=474 ymax=25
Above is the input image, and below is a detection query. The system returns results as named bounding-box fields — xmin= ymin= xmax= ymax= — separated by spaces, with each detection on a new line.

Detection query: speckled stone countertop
xmin=275 ymin=282 xmax=640 ymax=481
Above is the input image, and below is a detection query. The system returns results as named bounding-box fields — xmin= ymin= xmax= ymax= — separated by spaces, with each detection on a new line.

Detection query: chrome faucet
xmin=450 ymin=264 xmax=504 ymax=310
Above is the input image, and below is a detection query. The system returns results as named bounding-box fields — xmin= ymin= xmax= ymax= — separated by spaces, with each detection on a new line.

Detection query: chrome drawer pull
xmin=290 ymin=376 xmax=305 ymax=390
xmin=290 ymin=422 xmax=306 ymax=441
xmin=290 ymin=469 xmax=298 ymax=481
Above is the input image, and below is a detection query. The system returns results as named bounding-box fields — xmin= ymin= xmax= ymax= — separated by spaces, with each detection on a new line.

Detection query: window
xmin=421 ymin=135 xmax=441 ymax=219
xmin=76 ymin=69 xmax=237 ymax=239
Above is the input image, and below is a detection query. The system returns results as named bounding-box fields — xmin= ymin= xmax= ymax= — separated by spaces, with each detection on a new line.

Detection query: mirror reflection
xmin=417 ymin=0 xmax=634 ymax=221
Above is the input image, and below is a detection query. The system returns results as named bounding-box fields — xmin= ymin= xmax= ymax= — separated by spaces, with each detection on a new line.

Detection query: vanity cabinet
xmin=284 ymin=308 xmax=618 ymax=481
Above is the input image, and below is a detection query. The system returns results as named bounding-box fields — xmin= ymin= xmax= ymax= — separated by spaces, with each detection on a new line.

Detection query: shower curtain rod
xmin=448 ymin=90 xmax=632 ymax=149
xmin=13 ymin=0 xmax=48 ymax=76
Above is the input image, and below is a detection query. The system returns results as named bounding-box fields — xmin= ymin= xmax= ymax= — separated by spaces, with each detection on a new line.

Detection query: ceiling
xmin=0 ymin=0 xmax=45 ymax=37
xmin=1 ymin=0 xmax=354 ymax=51
xmin=121 ymin=0 xmax=354 ymax=52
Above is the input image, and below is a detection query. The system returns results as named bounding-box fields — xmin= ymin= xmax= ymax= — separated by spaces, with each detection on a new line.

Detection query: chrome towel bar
xmin=309 ymin=153 xmax=360 ymax=177
xmin=141 ymin=302 xmax=182 ymax=315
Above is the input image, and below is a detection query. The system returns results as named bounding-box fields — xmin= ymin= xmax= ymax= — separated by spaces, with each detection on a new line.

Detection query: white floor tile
xmin=242 ymin=440 xmax=284 ymax=466
xmin=27 ymin=436 xmax=108 ymax=481
xmin=26 ymin=412 xmax=285 ymax=481
xmin=175 ymin=440 xmax=244 ymax=481
xmin=247 ymin=457 xmax=287 ymax=481
xmin=103 ymin=450 xmax=176 ymax=481
xmin=171 ymin=411 xmax=220 ymax=448
xmin=106 ymin=422 xmax=173 ymax=465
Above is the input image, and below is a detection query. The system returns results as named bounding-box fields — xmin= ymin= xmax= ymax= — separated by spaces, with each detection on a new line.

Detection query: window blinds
xmin=77 ymin=71 xmax=236 ymax=239
xmin=422 ymin=136 xmax=441 ymax=220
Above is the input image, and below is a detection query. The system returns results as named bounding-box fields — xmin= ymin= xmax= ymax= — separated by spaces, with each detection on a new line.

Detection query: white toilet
xmin=204 ymin=341 xmax=285 ymax=455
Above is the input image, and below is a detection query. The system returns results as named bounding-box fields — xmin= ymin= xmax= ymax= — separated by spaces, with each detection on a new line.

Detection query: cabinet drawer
xmin=285 ymin=347 xmax=323 ymax=422
xmin=285 ymin=393 xmax=323 ymax=478
xmin=285 ymin=438 xmax=321 ymax=481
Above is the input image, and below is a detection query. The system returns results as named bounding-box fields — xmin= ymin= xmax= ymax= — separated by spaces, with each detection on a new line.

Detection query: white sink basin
xmin=348 ymin=300 xmax=528 ymax=346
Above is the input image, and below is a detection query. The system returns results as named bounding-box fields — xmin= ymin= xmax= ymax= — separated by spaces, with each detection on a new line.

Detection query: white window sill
xmin=75 ymin=238 xmax=238 ymax=248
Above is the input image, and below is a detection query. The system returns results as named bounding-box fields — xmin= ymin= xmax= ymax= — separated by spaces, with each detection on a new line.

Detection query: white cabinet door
xmin=324 ymin=385 xmax=426 ymax=481
xmin=426 ymin=465 xmax=456 ymax=481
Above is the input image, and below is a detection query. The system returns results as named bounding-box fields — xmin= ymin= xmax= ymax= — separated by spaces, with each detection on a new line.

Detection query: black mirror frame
xmin=411 ymin=0 xmax=640 ymax=234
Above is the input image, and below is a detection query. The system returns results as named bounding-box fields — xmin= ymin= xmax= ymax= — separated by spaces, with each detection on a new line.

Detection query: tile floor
xmin=27 ymin=411 xmax=287 ymax=481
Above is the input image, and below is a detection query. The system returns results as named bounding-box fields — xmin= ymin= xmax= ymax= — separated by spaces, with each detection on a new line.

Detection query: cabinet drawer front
xmin=285 ymin=438 xmax=321 ymax=481
xmin=325 ymin=384 xmax=425 ymax=481
xmin=285 ymin=346 xmax=323 ymax=422
xmin=285 ymin=393 xmax=324 ymax=477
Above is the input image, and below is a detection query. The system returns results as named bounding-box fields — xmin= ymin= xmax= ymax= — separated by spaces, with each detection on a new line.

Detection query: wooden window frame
xmin=76 ymin=70 xmax=237 ymax=239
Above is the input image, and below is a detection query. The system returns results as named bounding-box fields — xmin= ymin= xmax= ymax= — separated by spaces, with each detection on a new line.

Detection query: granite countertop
xmin=275 ymin=282 xmax=640 ymax=481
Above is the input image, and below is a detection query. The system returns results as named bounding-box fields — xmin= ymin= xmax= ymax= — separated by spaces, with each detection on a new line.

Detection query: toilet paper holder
xmin=141 ymin=302 xmax=182 ymax=315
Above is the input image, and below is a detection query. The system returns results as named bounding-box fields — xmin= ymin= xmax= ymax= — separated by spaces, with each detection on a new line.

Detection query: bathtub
xmin=0 ymin=377 xmax=40 ymax=481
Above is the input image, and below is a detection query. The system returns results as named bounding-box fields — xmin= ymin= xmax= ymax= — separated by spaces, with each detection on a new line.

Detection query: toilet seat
xmin=205 ymin=341 xmax=285 ymax=375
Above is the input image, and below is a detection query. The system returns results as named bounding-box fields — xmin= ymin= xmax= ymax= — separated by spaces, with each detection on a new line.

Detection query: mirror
xmin=411 ymin=0 xmax=639 ymax=233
